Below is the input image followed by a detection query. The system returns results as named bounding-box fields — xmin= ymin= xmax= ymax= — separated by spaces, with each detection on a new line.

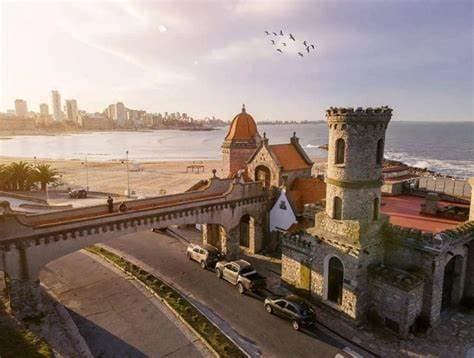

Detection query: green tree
xmin=33 ymin=164 xmax=60 ymax=191
xmin=7 ymin=161 xmax=34 ymax=191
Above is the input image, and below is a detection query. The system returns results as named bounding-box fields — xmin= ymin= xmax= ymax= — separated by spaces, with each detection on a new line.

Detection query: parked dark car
xmin=69 ymin=189 xmax=88 ymax=199
xmin=264 ymin=295 xmax=316 ymax=330
xmin=215 ymin=259 xmax=266 ymax=293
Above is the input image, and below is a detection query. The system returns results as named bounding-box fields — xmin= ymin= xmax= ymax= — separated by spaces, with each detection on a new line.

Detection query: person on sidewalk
xmin=107 ymin=196 xmax=114 ymax=213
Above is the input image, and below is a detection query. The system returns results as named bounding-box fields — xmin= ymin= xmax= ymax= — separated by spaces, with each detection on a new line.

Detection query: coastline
xmin=0 ymin=155 xmax=327 ymax=197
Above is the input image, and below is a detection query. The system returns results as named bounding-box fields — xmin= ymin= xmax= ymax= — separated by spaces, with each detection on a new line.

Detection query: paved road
xmin=106 ymin=231 xmax=355 ymax=358
xmin=40 ymin=250 xmax=207 ymax=358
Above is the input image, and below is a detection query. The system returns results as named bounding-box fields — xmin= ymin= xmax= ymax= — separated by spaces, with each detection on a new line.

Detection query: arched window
xmin=376 ymin=139 xmax=384 ymax=165
xmin=335 ymin=138 xmax=345 ymax=164
xmin=327 ymin=257 xmax=344 ymax=304
xmin=333 ymin=196 xmax=342 ymax=220
xmin=373 ymin=197 xmax=379 ymax=220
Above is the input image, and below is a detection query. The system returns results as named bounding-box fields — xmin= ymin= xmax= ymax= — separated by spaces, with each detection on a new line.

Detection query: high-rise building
xmin=51 ymin=90 xmax=63 ymax=121
xmin=116 ymin=102 xmax=126 ymax=122
xmin=39 ymin=103 xmax=49 ymax=117
xmin=65 ymin=99 xmax=79 ymax=122
xmin=14 ymin=99 xmax=28 ymax=117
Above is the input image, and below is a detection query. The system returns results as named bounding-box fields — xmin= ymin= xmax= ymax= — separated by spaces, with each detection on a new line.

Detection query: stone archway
xmin=239 ymin=214 xmax=252 ymax=248
xmin=442 ymin=255 xmax=464 ymax=309
xmin=255 ymin=165 xmax=271 ymax=189
xmin=326 ymin=256 xmax=344 ymax=305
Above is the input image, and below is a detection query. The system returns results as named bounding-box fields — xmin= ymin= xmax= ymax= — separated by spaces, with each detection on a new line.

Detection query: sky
xmin=0 ymin=0 xmax=472 ymax=122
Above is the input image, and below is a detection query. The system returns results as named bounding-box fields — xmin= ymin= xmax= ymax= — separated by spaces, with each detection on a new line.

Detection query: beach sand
xmin=0 ymin=156 xmax=327 ymax=197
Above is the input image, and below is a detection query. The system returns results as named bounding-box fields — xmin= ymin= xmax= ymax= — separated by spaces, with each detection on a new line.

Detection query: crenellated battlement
xmin=326 ymin=106 xmax=392 ymax=124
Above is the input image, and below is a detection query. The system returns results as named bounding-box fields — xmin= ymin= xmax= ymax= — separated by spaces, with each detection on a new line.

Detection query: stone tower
xmin=309 ymin=106 xmax=392 ymax=320
xmin=325 ymin=106 xmax=392 ymax=223
xmin=222 ymin=105 xmax=261 ymax=177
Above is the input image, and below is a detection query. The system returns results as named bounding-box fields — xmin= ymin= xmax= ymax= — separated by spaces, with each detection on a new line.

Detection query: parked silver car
xmin=215 ymin=259 xmax=266 ymax=294
xmin=186 ymin=243 xmax=221 ymax=269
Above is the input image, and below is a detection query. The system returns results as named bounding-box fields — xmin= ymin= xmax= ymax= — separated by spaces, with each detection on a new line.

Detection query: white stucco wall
xmin=269 ymin=190 xmax=297 ymax=232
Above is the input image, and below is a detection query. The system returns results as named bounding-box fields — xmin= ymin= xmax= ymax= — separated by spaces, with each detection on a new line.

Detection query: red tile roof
xmin=225 ymin=108 xmax=258 ymax=141
xmin=381 ymin=195 xmax=463 ymax=233
xmin=287 ymin=177 xmax=326 ymax=214
xmin=269 ymin=144 xmax=312 ymax=171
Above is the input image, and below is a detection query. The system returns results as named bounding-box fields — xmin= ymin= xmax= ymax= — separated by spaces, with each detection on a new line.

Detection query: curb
xmin=89 ymin=246 xmax=249 ymax=358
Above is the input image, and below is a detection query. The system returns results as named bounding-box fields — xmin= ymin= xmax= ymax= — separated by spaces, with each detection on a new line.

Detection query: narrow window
xmin=333 ymin=196 xmax=342 ymax=220
xmin=376 ymin=139 xmax=384 ymax=165
xmin=335 ymin=138 xmax=345 ymax=164
xmin=373 ymin=197 xmax=379 ymax=220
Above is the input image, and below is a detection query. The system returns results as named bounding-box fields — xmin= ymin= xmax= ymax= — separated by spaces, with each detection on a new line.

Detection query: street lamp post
xmin=81 ymin=154 xmax=89 ymax=192
xmin=126 ymin=150 xmax=130 ymax=198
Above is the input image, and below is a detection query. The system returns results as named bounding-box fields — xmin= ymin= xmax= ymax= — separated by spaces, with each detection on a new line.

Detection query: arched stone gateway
xmin=442 ymin=255 xmax=464 ymax=309
xmin=239 ymin=214 xmax=252 ymax=248
xmin=325 ymin=256 xmax=344 ymax=305
xmin=0 ymin=176 xmax=268 ymax=318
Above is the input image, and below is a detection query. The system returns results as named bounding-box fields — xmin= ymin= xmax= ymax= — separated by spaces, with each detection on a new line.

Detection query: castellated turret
xmin=325 ymin=106 xmax=392 ymax=222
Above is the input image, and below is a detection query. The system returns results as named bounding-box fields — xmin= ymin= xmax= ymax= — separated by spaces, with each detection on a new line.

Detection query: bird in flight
xmin=298 ymin=52 xmax=304 ymax=57
xmin=303 ymin=40 xmax=307 ymax=46
xmin=271 ymin=39 xmax=276 ymax=45
xmin=273 ymin=31 xmax=278 ymax=36
xmin=264 ymin=30 xmax=270 ymax=35
xmin=306 ymin=46 xmax=310 ymax=53
xmin=289 ymin=33 xmax=296 ymax=41
xmin=276 ymin=48 xmax=283 ymax=53
xmin=282 ymin=42 xmax=287 ymax=46
xmin=310 ymin=44 xmax=315 ymax=49
xmin=280 ymin=30 xmax=284 ymax=36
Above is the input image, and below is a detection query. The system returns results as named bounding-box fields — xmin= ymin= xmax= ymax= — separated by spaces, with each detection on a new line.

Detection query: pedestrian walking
xmin=107 ymin=196 xmax=114 ymax=213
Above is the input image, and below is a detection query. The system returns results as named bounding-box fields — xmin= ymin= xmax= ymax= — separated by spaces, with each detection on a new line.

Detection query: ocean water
xmin=0 ymin=122 xmax=472 ymax=178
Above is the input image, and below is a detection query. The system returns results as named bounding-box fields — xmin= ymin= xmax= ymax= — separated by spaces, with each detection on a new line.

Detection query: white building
xmin=51 ymin=90 xmax=63 ymax=121
xmin=65 ymin=99 xmax=79 ymax=122
xmin=39 ymin=103 xmax=49 ymax=117
xmin=14 ymin=99 xmax=28 ymax=117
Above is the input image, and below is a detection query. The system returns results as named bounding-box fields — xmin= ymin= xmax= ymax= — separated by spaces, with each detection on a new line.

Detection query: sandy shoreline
xmin=0 ymin=155 xmax=328 ymax=197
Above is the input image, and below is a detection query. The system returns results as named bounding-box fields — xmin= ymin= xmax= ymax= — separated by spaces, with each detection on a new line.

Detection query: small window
xmin=193 ymin=248 xmax=200 ymax=253
xmin=275 ymin=301 xmax=286 ymax=308
xmin=335 ymin=138 xmax=345 ymax=164
xmin=286 ymin=304 xmax=298 ymax=313
xmin=333 ymin=196 xmax=342 ymax=220
xmin=279 ymin=200 xmax=287 ymax=210
xmin=373 ymin=197 xmax=380 ymax=220
xmin=376 ymin=139 xmax=384 ymax=165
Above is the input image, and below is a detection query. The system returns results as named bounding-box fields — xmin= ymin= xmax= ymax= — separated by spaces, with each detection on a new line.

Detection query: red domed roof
xmin=225 ymin=105 xmax=259 ymax=141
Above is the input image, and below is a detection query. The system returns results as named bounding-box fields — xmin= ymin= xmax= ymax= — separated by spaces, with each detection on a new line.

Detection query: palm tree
xmin=0 ymin=164 xmax=11 ymax=190
xmin=33 ymin=164 xmax=59 ymax=191
xmin=7 ymin=161 xmax=33 ymax=191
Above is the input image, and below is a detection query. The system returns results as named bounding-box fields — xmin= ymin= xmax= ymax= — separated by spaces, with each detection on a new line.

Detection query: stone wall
xmin=222 ymin=143 xmax=257 ymax=177
xmin=368 ymin=265 xmax=424 ymax=337
xmin=282 ymin=232 xmax=383 ymax=321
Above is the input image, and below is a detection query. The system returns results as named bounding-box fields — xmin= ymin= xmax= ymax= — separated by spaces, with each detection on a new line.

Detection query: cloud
xmin=203 ymin=37 xmax=273 ymax=62
xmin=229 ymin=0 xmax=299 ymax=15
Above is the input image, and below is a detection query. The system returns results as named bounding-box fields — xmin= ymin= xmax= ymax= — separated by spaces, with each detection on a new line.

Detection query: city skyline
xmin=1 ymin=1 xmax=473 ymax=122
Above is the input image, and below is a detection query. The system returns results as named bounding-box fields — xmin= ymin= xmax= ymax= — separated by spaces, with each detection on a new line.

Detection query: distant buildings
xmin=116 ymin=102 xmax=126 ymax=123
xmin=51 ymin=90 xmax=63 ymax=121
xmin=39 ymin=103 xmax=49 ymax=117
xmin=14 ymin=99 xmax=28 ymax=117
xmin=65 ymin=99 xmax=79 ymax=122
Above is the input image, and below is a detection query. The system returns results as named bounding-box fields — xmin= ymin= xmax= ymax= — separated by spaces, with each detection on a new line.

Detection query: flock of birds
xmin=264 ymin=30 xmax=315 ymax=57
